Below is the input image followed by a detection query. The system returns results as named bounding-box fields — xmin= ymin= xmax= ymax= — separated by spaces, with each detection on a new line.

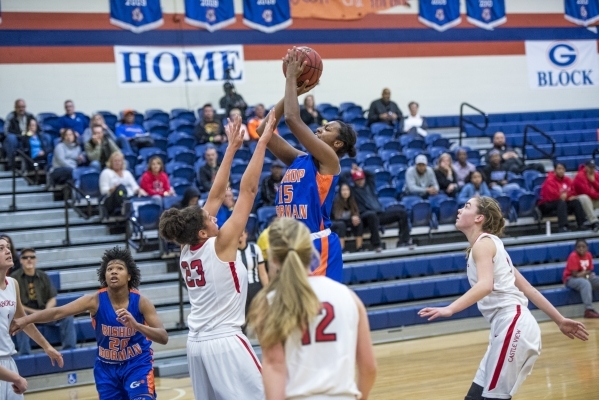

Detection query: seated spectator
xmin=300 ymin=95 xmax=324 ymax=126
xmin=50 ymin=128 xmax=85 ymax=185
xmin=198 ymin=147 xmax=222 ymax=192
xmin=0 ymin=234 xmax=21 ymax=272
xmin=139 ymin=156 xmax=175 ymax=199
xmin=81 ymin=113 xmax=116 ymax=144
xmin=194 ymin=104 xmax=225 ymax=145
xmin=539 ymin=163 xmax=590 ymax=232
xmin=19 ymin=119 xmax=51 ymax=168
xmin=453 ymin=148 xmax=477 ymax=188
xmin=404 ymin=155 xmax=439 ymax=198
xmin=237 ymin=228 xmax=268 ymax=318
xmin=347 ymin=165 xmax=411 ymax=252
xmin=11 ymin=248 xmax=76 ymax=354
xmin=85 ymin=124 xmax=120 ymax=171
xmin=229 ymin=108 xmax=250 ymax=141
xmin=219 ymin=82 xmax=247 ymax=117
xmin=563 ymin=239 xmax=599 ymax=318
xmin=485 ymin=131 xmax=544 ymax=173
xmin=367 ymin=88 xmax=402 ymax=127
xmin=573 ymin=160 xmax=599 ymax=208
xmin=216 ymin=188 xmax=235 ymax=227
xmin=99 ymin=152 xmax=148 ymax=215
xmin=481 ymin=150 xmax=521 ymax=196
xmin=116 ymin=109 xmax=153 ymax=150
xmin=3 ymin=99 xmax=35 ymax=169
xmin=331 ymin=183 xmax=364 ymax=252
xmin=402 ymin=101 xmax=428 ymax=136
xmin=247 ymin=104 xmax=268 ymax=141
xmin=173 ymin=186 xmax=200 ymax=209
xmin=59 ymin=100 xmax=86 ymax=136
xmin=434 ymin=153 xmax=458 ymax=197
xmin=259 ymin=159 xmax=285 ymax=207
xmin=457 ymin=171 xmax=492 ymax=205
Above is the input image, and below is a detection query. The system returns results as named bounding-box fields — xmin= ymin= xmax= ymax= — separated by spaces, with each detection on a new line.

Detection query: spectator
xmin=331 ymin=183 xmax=364 ymax=252
xmin=247 ymin=104 xmax=268 ymax=141
xmin=216 ymin=188 xmax=236 ymax=227
xmin=115 ymin=109 xmax=153 ymax=150
xmin=402 ymin=101 xmax=428 ymax=136
xmin=198 ymin=147 xmax=222 ymax=192
xmin=539 ymin=162 xmax=589 ymax=232
xmin=259 ymin=159 xmax=285 ymax=207
xmin=237 ymin=228 xmax=267 ymax=318
xmin=434 ymin=153 xmax=458 ymax=197
xmin=11 ymin=248 xmax=76 ymax=354
xmin=481 ymin=150 xmax=521 ymax=196
xmin=81 ymin=113 xmax=116 ymax=144
xmin=457 ymin=170 xmax=492 ymax=205
xmin=453 ymin=148 xmax=477 ymax=188
xmin=19 ymin=119 xmax=51 ymax=167
xmin=0 ymin=234 xmax=21 ymax=272
xmin=219 ymin=82 xmax=247 ymax=117
xmin=485 ymin=131 xmax=544 ymax=173
xmin=404 ymin=154 xmax=439 ymax=198
xmin=99 ymin=152 xmax=148 ymax=216
xmin=59 ymin=100 xmax=86 ymax=135
xmin=4 ymin=99 xmax=35 ymax=169
xmin=173 ymin=186 xmax=200 ymax=210
xmin=194 ymin=104 xmax=225 ymax=145
xmin=367 ymin=88 xmax=402 ymax=127
xmin=85 ymin=124 xmax=120 ymax=171
xmin=50 ymin=128 xmax=85 ymax=185
xmin=347 ymin=166 xmax=411 ymax=252
xmin=229 ymin=108 xmax=250 ymax=141
xmin=563 ymin=239 xmax=599 ymax=318
xmin=139 ymin=156 xmax=175 ymax=199
xmin=573 ymin=160 xmax=599 ymax=208
xmin=300 ymin=95 xmax=324 ymax=126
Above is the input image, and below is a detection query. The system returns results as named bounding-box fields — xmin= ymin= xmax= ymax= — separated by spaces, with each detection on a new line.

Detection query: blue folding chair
xmin=411 ymin=201 xmax=432 ymax=227
xmin=138 ymin=148 xmax=166 ymax=164
xmin=171 ymin=165 xmax=195 ymax=182
xmin=145 ymin=110 xmax=169 ymax=125
xmin=257 ymin=206 xmax=277 ymax=230
xmin=377 ymin=185 xmax=396 ymax=198
xmin=363 ymin=155 xmax=384 ymax=168
xmin=438 ymin=199 xmax=458 ymax=224
xmin=167 ymin=132 xmax=196 ymax=149
xmin=162 ymin=195 xmax=182 ymax=210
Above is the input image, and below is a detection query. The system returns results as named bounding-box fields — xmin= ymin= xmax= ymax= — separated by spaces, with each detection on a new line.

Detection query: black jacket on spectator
xmin=434 ymin=168 xmax=458 ymax=197
xmin=199 ymin=163 xmax=220 ymax=192
xmin=260 ymin=175 xmax=281 ymax=207
xmin=194 ymin=120 xmax=225 ymax=144
xmin=11 ymin=268 xmax=57 ymax=310
xmin=4 ymin=112 xmax=36 ymax=140
xmin=482 ymin=164 xmax=509 ymax=186
xmin=300 ymin=109 xmax=324 ymax=126
xmin=219 ymin=93 xmax=247 ymax=116
xmin=367 ymin=99 xmax=403 ymax=127
xmin=342 ymin=171 xmax=383 ymax=213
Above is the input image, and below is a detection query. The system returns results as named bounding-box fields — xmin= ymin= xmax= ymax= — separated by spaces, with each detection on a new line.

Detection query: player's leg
xmin=187 ymin=340 xmax=217 ymax=400
xmin=322 ymin=234 xmax=343 ymax=282
xmin=507 ymin=311 xmax=541 ymax=397
xmin=93 ymin=359 xmax=128 ymax=400
xmin=122 ymin=357 xmax=157 ymax=400
xmin=0 ymin=357 xmax=24 ymax=400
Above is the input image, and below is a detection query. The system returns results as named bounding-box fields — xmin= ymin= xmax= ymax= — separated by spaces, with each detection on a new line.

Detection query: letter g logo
xmin=548 ymin=43 xmax=577 ymax=68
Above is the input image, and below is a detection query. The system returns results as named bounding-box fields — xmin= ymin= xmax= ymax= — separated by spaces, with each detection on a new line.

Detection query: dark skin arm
xmin=115 ymin=295 xmax=168 ymax=345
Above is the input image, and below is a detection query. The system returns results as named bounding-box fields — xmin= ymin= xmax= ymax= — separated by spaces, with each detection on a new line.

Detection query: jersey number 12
xmin=181 ymin=260 xmax=206 ymax=288
xmin=301 ymin=302 xmax=337 ymax=345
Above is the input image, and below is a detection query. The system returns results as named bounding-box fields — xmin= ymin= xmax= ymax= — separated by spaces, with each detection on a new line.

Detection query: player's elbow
xmin=478 ymin=279 xmax=494 ymax=295
xmin=156 ymin=330 xmax=169 ymax=345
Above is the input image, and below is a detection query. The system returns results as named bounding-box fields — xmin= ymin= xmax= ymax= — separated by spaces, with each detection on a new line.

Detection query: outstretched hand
xmin=225 ymin=114 xmax=244 ymax=151
xmin=45 ymin=346 xmax=64 ymax=368
xmin=9 ymin=317 xmax=28 ymax=336
xmin=284 ymin=47 xmax=307 ymax=80
xmin=418 ymin=306 xmax=453 ymax=321
xmin=558 ymin=318 xmax=588 ymax=341
xmin=259 ymin=109 xmax=276 ymax=145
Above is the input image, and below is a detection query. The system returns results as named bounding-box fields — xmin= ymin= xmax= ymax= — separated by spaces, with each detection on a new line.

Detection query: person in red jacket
xmin=563 ymin=239 xmax=599 ymax=318
xmin=139 ymin=156 xmax=175 ymax=198
xmin=538 ymin=163 xmax=589 ymax=232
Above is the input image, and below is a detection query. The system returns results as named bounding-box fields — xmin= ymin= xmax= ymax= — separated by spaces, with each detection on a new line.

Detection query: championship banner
xmin=110 ymin=0 xmax=164 ymax=33
xmin=113 ymin=45 xmax=245 ymax=87
xmin=243 ymin=0 xmax=292 ymax=33
xmin=184 ymin=0 xmax=236 ymax=32
xmin=291 ymin=0 xmax=408 ymax=20
xmin=525 ymin=40 xmax=598 ymax=89
xmin=466 ymin=0 xmax=506 ymax=30
xmin=418 ymin=0 xmax=461 ymax=32
xmin=564 ymin=0 xmax=599 ymax=27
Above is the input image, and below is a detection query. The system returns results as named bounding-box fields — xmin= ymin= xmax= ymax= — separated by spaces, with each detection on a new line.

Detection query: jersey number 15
xmin=301 ymin=302 xmax=337 ymax=345
xmin=181 ymin=260 xmax=206 ymax=288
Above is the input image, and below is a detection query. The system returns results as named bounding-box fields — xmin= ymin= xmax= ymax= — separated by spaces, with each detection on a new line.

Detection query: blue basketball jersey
xmin=185 ymin=0 xmax=236 ymax=32
xmin=418 ymin=0 xmax=461 ymax=32
xmin=565 ymin=0 xmax=599 ymax=27
xmin=92 ymin=289 xmax=153 ymax=364
xmin=110 ymin=0 xmax=164 ymax=33
xmin=466 ymin=0 xmax=506 ymax=30
xmin=243 ymin=0 xmax=292 ymax=33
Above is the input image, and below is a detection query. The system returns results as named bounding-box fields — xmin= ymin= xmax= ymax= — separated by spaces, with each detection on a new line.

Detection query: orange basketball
xmin=282 ymin=47 xmax=323 ymax=87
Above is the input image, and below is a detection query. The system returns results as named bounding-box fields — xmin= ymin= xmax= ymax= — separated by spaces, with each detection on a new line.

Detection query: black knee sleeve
xmin=464 ymin=382 xmax=484 ymax=400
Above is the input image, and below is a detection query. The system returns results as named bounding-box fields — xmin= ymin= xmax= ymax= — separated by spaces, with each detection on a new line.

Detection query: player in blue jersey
xmin=11 ymin=247 xmax=168 ymax=400
xmin=256 ymin=48 xmax=357 ymax=283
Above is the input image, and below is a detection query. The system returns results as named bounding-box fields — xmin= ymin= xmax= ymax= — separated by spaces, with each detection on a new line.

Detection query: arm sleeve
xmin=99 ymin=170 xmax=111 ymax=195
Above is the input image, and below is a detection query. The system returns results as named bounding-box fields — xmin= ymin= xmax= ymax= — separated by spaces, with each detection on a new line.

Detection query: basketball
xmin=282 ymin=47 xmax=323 ymax=87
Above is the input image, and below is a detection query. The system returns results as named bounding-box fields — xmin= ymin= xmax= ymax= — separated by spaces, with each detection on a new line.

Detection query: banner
xmin=243 ymin=0 xmax=292 ymax=33
xmin=110 ymin=0 xmax=164 ymax=33
xmin=418 ymin=0 xmax=461 ymax=32
xmin=113 ymin=45 xmax=244 ymax=87
xmin=525 ymin=40 xmax=598 ymax=89
xmin=184 ymin=0 xmax=236 ymax=32
xmin=564 ymin=0 xmax=599 ymax=27
xmin=466 ymin=0 xmax=506 ymax=30
xmin=291 ymin=0 xmax=408 ymax=20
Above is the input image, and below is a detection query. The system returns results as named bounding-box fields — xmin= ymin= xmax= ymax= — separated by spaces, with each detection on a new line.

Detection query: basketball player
xmin=11 ymin=247 xmax=168 ymax=400
xmin=157 ymin=110 xmax=276 ymax=400
xmin=0 ymin=238 xmax=63 ymax=400
xmin=255 ymin=47 xmax=357 ymax=282
xmin=418 ymin=197 xmax=588 ymax=400
xmin=247 ymin=218 xmax=377 ymax=400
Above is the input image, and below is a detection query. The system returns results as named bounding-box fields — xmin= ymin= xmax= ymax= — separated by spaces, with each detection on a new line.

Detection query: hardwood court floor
xmin=26 ymin=319 xmax=599 ymax=399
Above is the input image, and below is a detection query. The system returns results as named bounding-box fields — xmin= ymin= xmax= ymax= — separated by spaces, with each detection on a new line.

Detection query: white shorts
xmin=474 ymin=305 xmax=541 ymax=399
xmin=187 ymin=333 xmax=264 ymax=400
xmin=0 ymin=356 xmax=23 ymax=400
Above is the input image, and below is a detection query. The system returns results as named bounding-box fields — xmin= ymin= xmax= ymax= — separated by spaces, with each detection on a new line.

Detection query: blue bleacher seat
xmin=428 ymin=146 xmax=446 ymax=160
xmin=357 ymin=129 xmax=372 ymax=139
xmin=171 ymin=165 xmax=195 ymax=182
xmin=171 ymin=149 xmax=196 ymax=166
xmin=350 ymin=117 xmax=368 ymax=129
xmin=233 ymin=148 xmax=252 ymax=162
xmin=363 ymin=155 xmax=383 ymax=167
xmin=339 ymin=102 xmax=356 ymax=113
xmin=403 ymin=148 xmax=422 ymax=162
xmin=145 ymin=110 xmax=169 ymax=125
xmin=171 ymin=181 xmax=192 ymax=196
xmin=382 ymin=141 xmax=401 ymax=152
xmin=138 ymin=147 xmax=167 ymax=164
xmin=358 ymin=141 xmax=377 ymax=153
xmin=437 ymin=199 xmax=458 ymax=224
xmin=369 ymin=122 xmax=390 ymax=135
xmin=163 ymin=195 xmax=182 ymax=210
xmin=75 ymin=171 xmax=101 ymax=199
xmin=388 ymin=164 xmax=406 ymax=179
xmin=321 ymin=107 xmax=339 ymax=122
xmin=167 ymin=132 xmax=196 ymax=148
xmin=388 ymin=154 xmax=408 ymax=167
xmin=257 ymin=206 xmax=277 ymax=230
xmin=173 ymin=110 xmax=196 ymax=124
xmin=515 ymin=192 xmax=537 ymax=218
xmin=374 ymin=136 xmax=391 ymax=149
xmin=151 ymin=136 xmax=168 ymax=152
xmin=380 ymin=150 xmax=399 ymax=162
xmin=148 ymin=125 xmax=169 ymax=138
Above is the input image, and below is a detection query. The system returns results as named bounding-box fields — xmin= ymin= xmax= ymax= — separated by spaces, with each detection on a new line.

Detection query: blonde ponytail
xmin=247 ymin=218 xmax=321 ymax=349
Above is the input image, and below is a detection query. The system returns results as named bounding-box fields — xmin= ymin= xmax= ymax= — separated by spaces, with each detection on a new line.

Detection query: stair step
xmin=0 ymin=182 xmax=48 ymax=194
xmin=5 ymin=226 xmax=113 ymax=248
xmin=0 ymin=208 xmax=80 ymax=226
xmin=0 ymin=192 xmax=55 ymax=208
xmin=38 ymin=249 xmax=159 ymax=270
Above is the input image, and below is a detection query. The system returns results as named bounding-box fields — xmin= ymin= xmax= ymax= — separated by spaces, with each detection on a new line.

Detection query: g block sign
xmin=114 ymin=45 xmax=244 ymax=87
xmin=525 ymin=40 xmax=598 ymax=89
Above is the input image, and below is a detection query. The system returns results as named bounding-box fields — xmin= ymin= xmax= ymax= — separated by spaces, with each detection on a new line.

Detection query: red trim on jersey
xmin=236 ymin=335 xmax=262 ymax=373
xmin=488 ymin=305 xmax=522 ymax=391
xmin=190 ymin=241 xmax=206 ymax=251
xmin=229 ymin=262 xmax=240 ymax=293
xmin=4 ymin=279 xmax=7 ymax=286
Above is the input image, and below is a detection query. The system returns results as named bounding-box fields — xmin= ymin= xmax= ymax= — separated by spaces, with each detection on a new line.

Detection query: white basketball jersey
xmin=285 ymin=276 xmax=361 ymax=399
xmin=181 ymin=237 xmax=248 ymax=340
xmin=0 ymin=278 xmax=17 ymax=356
xmin=467 ymin=234 xmax=528 ymax=322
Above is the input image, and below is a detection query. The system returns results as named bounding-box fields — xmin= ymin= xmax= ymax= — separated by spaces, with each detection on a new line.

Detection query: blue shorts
xmin=312 ymin=232 xmax=343 ymax=283
xmin=94 ymin=357 xmax=155 ymax=400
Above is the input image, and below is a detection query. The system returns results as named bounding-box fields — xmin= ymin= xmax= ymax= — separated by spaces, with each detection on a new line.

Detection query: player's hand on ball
xmin=45 ymin=346 xmax=64 ymax=368
xmin=558 ymin=318 xmax=588 ymax=341
xmin=285 ymin=47 xmax=307 ymax=79
xmin=12 ymin=377 xmax=27 ymax=394
xmin=418 ymin=306 xmax=453 ymax=321
xmin=225 ymin=114 xmax=244 ymax=150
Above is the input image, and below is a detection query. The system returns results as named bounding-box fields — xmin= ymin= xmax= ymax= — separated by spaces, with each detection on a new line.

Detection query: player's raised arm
xmin=116 ymin=295 xmax=168 ymax=345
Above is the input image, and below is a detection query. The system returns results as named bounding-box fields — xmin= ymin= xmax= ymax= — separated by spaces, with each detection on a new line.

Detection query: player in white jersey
xmin=0 ymin=238 xmax=63 ymax=399
xmin=418 ymin=197 xmax=588 ymax=400
xmin=158 ymin=112 xmax=276 ymax=400
xmin=248 ymin=218 xmax=377 ymax=400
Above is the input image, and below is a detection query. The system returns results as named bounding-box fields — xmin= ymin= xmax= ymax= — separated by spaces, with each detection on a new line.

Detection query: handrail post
xmin=63 ymin=185 xmax=71 ymax=246
xmin=458 ymin=102 xmax=488 ymax=147
xmin=9 ymin=153 xmax=16 ymax=212
xmin=177 ymin=271 xmax=186 ymax=329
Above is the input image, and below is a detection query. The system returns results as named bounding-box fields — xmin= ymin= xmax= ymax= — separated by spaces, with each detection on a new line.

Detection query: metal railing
xmin=9 ymin=149 xmax=42 ymax=211
xmin=62 ymin=182 xmax=93 ymax=246
xmin=522 ymin=125 xmax=556 ymax=162
xmin=458 ymin=102 xmax=488 ymax=146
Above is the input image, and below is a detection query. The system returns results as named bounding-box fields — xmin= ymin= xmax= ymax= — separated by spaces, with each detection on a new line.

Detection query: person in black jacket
xmin=219 ymin=82 xmax=247 ymax=117
xmin=300 ymin=95 xmax=324 ymax=126
xmin=434 ymin=153 xmax=459 ymax=197
xmin=194 ymin=104 xmax=225 ymax=145
xmin=367 ymin=88 xmax=402 ymax=127
xmin=259 ymin=159 xmax=285 ymax=206
xmin=4 ymin=99 xmax=36 ymax=169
